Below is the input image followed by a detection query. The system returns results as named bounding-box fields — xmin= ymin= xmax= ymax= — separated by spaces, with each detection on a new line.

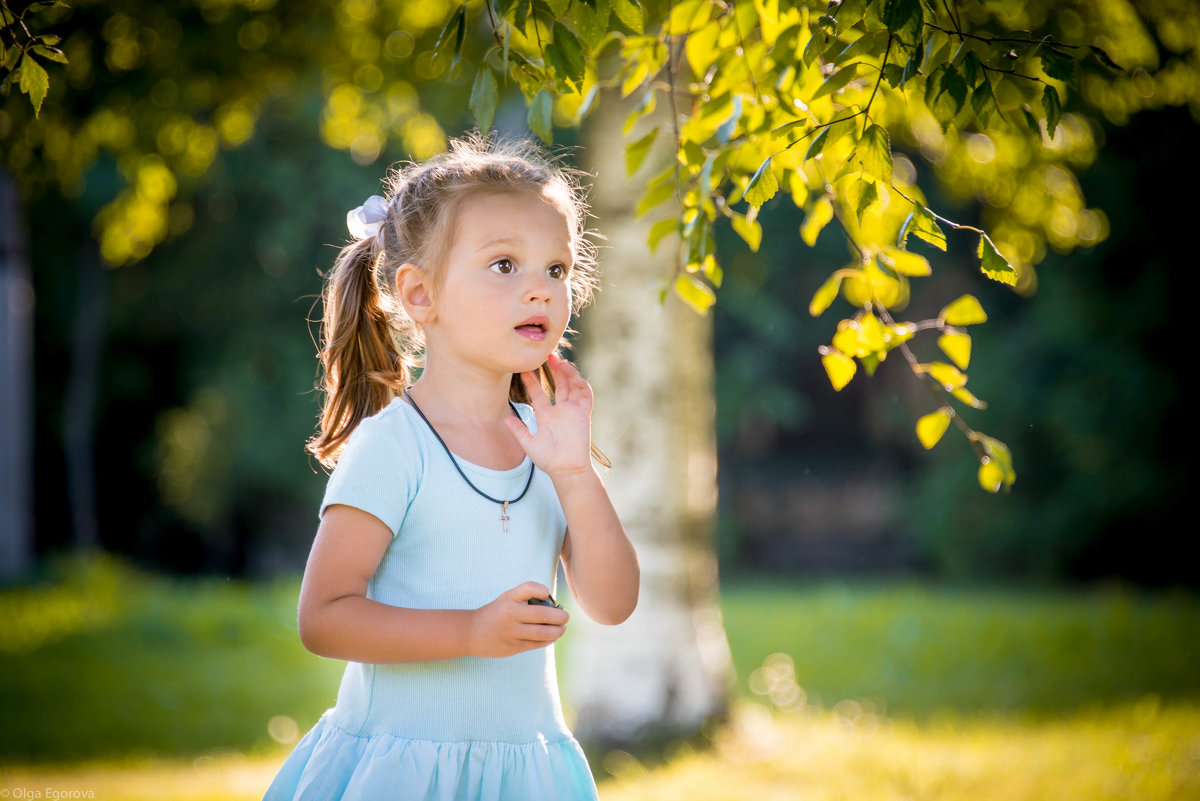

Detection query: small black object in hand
xmin=527 ymin=595 xmax=562 ymax=609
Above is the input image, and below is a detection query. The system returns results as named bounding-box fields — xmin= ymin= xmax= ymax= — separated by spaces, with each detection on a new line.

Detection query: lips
xmin=515 ymin=315 xmax=549 ymax=341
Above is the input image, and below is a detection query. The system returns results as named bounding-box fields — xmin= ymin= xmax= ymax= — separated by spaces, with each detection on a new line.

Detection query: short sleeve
xmin=320 ymin=412 xmax=420 ymax=536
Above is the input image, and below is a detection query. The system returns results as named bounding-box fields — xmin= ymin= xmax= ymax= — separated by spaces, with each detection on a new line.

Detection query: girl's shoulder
xmin=338 ymin=396 xmax=427 ymax=466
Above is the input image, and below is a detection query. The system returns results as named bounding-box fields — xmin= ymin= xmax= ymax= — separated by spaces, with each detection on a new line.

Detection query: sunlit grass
xmin=2 ymin=555 xmax=1198 ymax=799
xmin=4 ymin=701 xmax=1196 ymax=801
xmin=598 ymin=699 xmax=1200 ymax=801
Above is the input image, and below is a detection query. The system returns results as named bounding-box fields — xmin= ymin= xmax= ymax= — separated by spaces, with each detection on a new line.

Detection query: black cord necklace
xmin=403 ymin=389 xmax=535 ymax=532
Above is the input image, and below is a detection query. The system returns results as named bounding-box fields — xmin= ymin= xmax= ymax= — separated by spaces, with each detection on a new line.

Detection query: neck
xmin=408 ymin=358 xmax=514 ymax=425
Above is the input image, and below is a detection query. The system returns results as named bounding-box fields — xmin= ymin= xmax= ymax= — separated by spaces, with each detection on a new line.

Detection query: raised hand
xmin=505 ymin=353 xmax=595 ymax=481
xmin=467 ymin=581 xmax=569 ymax=658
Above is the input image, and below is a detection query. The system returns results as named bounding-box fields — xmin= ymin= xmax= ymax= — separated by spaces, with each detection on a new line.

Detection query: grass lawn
xmin=2 ymin=554 xmax=1198 ymax=799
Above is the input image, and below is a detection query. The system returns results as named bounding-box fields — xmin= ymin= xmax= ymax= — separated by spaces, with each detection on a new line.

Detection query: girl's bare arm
xmin=297 ymin=504 xmax=568 ymax=663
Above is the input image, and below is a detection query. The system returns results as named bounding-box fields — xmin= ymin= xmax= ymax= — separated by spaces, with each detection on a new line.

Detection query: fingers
xmin=546 ymin=353 xmax=592 ymax=406
xmin=505 ymin=581 xmax=568 ymax=626
xmin=508 ymin=581 xmax=551 ymax=602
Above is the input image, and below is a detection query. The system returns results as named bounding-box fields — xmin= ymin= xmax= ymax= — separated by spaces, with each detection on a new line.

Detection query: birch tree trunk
xmin=1 ymin=171 xmax=34 ymax=580
xmin=568 ymin=95 xmax=734 ymax=751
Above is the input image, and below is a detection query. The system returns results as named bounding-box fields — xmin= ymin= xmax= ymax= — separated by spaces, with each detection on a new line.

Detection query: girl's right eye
xmin=490 ymin=259 xmax=515 ymax=274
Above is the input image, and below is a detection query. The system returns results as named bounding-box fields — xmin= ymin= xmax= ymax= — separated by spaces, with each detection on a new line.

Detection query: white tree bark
xmin=567 ymin=95 xmax=734 ymax=749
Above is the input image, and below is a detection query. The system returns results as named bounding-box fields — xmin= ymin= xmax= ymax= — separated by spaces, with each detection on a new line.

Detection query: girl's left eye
xmin=490 ymin=259 xmax=515 ymax=274
xmin=547 ymin=263 xmax=568 ymax=280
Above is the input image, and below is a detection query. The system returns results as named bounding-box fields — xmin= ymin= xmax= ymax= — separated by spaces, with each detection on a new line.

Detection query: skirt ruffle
xmin=263 ymin=714 xmax=599 ymax=801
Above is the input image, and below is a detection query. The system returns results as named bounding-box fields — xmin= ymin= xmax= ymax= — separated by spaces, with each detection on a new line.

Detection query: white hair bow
xmin=346 ymin=194 xmax=389 ymax=240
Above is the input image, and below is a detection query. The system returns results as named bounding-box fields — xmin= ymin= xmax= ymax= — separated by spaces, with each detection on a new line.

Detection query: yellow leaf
xmin=951 ymin=387 xmax=987 ymax=409
xmin=978 ymin=459 xmax=1005 ymax=492
xmin=809 ymin=273 xmax=843 ymax=317
xmin=888 ymin=322 xmax=917 ymax=347
xmin=673 ymin=273 xmax=716 ymax=314
xmin=800 ymin=195 xmax=833 ymax=246
xmin=938 ymin=331 xmax=972 ymax=369
xmin=832 ymin=324 xmax=861 ymax=356
xmin=879 ymin=247 xmax=932 ymax=276
xmin=820 ymin=347 xmax=857 ymax=390
xmin=859 ymin=312 xmax=886 ymax=351
xmin=924 ymin=361 xmax=967 ymax=390
xmin=916 ymin=408 xmax=952 ymax=449
xmin=940 ymin=294 xmax=988 ymax=326
xmin=975 ymin=434 xmax=1016 ymax=491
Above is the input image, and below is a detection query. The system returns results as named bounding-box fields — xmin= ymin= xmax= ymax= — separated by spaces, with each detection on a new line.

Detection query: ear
xmin=396 ymin=263 xmax=436 ymax=324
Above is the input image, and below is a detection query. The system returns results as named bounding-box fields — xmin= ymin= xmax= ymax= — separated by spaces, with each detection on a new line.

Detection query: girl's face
xmin=421 ymin=189 xmax=575 ymax=378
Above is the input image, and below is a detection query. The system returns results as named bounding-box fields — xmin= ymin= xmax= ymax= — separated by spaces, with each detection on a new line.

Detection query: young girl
xmin=263 ymin=135 xmax=639 ymax=801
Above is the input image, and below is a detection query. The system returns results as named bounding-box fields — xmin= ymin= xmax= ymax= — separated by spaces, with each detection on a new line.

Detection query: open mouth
xmin=515 ymin=317 xmax=549 ymax=339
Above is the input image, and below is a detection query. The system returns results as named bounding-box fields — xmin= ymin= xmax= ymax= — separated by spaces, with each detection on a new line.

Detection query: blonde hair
xmin=308 ymin=133 xmax=600 ymax=468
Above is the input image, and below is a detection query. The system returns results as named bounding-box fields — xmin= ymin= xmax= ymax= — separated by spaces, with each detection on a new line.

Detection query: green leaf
xmin=612 ymin=0 xmax=645 ymax=33
xmin=833 ymin=29 xmax=886 ymax=65
xmin=1021 ymin=104 xmax=1041 ymax=135
xmin=850 ymin=176 xmax=879 ymax=225
xmin=976 ymin=235 xmax=1017 ymax=285
xmin=1042 ymin=84 xmax=1062 ymax=138
xmin=960 ymin=51 xmax=982 ymax=88
xmin=625 ymin=125 xmax=658 ymax=175
xmin=433 ymin=6 xmax=466 ymax=62
xmin=971 ymin=77 xmax=996 ymax=126
xmin=916 ymin=408 xmax=952 ymax=449
xmin=547 ymin=23 xmax=586 ymax=90
xmin=809 ymin=272 xmax=844 ymax=317
xmin=469 ymin=65 xmax=500 ymax=132
xmin=17 ymin=54 xmax=49 ymax=117
xmin=940 ymin=294 xmax=987 ymax=326
xmin=527 ymin=89 xmax=554 ymax=144
xmin=898 ymin=205 xmax=947 ymax=251
xmin=569 ymin=0 xmax=610 ymax=50
xmin=929 ymin=64 xmax=967 ymax=131
xmin=647 ymin=216 xmax=678 ymax=253
xmin=802 ymin=28 xmax=829 ymax=68
xmin=636 ymin=169 xmax=677 ymax=217
xmin=898 ymin=39 xmax=923 ymax=86
xmin=1089 ymin=44 xmax=1122 ymax=72
xmin=1039 ymin=48 xmax=1075 ymax=84
xmin=804 ymin=126 xmax=831 ymax=162
xmin=882 ymin=0 xmax=923 ymax=47
xmin=744 ymin=157 xmax=780 ymax=207
xmin=857 ymin=124 xmax=892 ymax=181
xmin=673 ymin=273 xmax=716 ymax=314
xmin=812 ymin=62 xmax=861 ymax=101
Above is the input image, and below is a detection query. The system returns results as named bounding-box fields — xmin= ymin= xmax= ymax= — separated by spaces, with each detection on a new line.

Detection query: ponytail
xmin=308 ymin=237 xmax=413 ymax=468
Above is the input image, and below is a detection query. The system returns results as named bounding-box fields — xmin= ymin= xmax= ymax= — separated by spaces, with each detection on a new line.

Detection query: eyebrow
xmin=473 ymin=236 xmax=573 ymax=261
xmin=473 ymin=236 xmax=521 ymax=253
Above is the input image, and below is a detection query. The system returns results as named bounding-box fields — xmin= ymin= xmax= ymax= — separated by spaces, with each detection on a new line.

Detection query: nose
xmin=523 ymin=269 xmax=554 ymax=303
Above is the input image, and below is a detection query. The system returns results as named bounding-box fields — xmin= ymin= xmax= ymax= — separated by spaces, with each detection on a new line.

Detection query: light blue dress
xmin=263 ymin=398 xmax=598 ymax=801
